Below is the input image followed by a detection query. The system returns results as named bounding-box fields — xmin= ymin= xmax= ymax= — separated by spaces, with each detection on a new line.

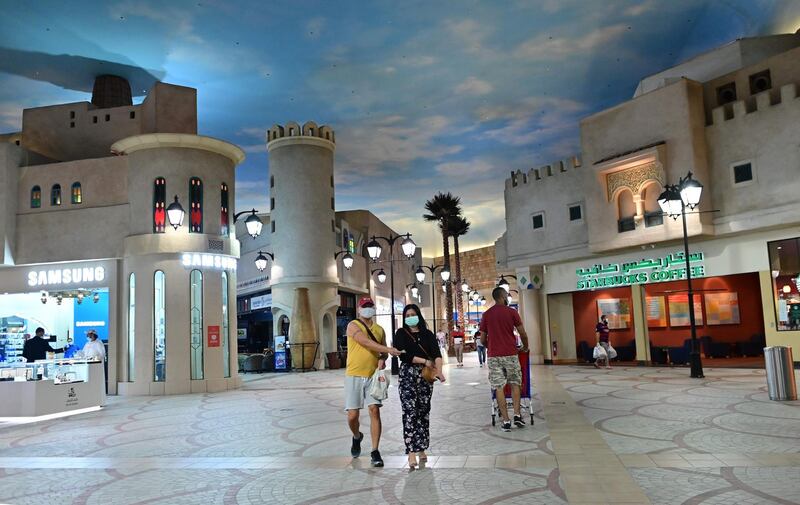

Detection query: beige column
xmin=520 ymin=287 xmax=544 ymax=364
xmin=631 ymin=284 xmax=651 ymax=364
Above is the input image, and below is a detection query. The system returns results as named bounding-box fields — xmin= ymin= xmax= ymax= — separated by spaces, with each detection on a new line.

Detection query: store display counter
xmin=0 ymin=359 xmax=105 ymax=417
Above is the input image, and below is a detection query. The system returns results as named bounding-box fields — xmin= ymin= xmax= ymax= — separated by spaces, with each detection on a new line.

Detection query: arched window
xmin=190 ymin=269 xmax=204 ymax=379
xmin=153 ymin=270 xmax=166 ymax=382
xmin=128 ymin=273 xmax=135 ymax=382
xmin=51 ymin=184 xmax=62 ymax=206
xmin=617 ymin=189 xmax=635 ymax=233
xmin=153 ymin=178 xmax=166 ymax=233
xmin=220 ymin=183 xmax=229 ymax=236
xmin=642 ymin=183 xmax=664 ymax=228
xmin=31 ymin=186 xmax=41 ymax=208
xmin=70 ymin=182 xmax=82 ymax=204
xmin=222 ymin=271 xmax=230 ymax=378
xmin=190 ymin=178 xmax=203 ymax=233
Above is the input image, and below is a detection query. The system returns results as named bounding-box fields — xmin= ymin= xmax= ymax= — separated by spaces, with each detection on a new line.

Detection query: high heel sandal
xmin=408 ymin=455 xmax=418 ymax=469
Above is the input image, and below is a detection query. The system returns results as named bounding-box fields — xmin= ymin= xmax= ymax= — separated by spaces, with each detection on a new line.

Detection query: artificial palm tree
xmin=423 ymin=192 xmax=462 ymax=334
xmin=448 ymin=215 xmax=471 ymax=328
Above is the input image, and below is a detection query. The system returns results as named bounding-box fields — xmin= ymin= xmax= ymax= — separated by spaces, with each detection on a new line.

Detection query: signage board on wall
xmin=27 ymin=265 xmax=106 ymax=287
xmin=207 ymin=326 xmax=220 ymax=347
xmin=576 ymin=252 xmax=705 ymax=291
xmin=250 ymin=294 xmax=272 ymax=311
xmin=181 ymin=253 xmax=237 ymax=271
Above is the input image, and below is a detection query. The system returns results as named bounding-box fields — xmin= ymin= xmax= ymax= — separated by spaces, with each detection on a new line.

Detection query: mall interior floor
xmin=0 ymin=353 xmax=798 ymax=504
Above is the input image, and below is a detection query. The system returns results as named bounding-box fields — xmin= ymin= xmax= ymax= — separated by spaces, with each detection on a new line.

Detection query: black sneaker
xmin=514 ymin=415 xmax=526 ymax=428
xmin=350 ymin=432 xmax=363 ymax=458
xmin=501 ymin=420 xmax=512 ymax=432
xmin=370 ymin=449 xmax=384 ymax=467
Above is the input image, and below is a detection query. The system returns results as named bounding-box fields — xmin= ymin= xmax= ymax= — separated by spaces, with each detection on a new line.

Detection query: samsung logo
xmin=28 ymin=266 xmax=106 ymax=287
xmin=181 ymin=253 xmax=237 ymax=271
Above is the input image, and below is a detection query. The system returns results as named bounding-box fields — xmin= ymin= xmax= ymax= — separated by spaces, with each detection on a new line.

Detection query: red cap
xmin=358 ymin=297 xmax=375 ymax=308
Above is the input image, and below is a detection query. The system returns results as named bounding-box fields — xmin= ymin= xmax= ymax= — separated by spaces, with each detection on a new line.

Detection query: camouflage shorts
xmin=487 ymin=355 xmax=522 ymax=389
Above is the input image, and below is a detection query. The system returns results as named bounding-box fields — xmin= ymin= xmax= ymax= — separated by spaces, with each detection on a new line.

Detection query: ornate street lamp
xmin=440 ymin=266 xmax=451 ymax=282
xmin=416 ymin=264 xmax=447 ymax=333
xmin=233 ymin=209 xmax=264 ymax=239
xmin=335 ymin=250 xmax=354 ymax=270
xmin=367 ymin=238 xmax=383 ymax=261
xmin=255 ymin=251 xmax=274 ymax=272
xmin=657 ymin=171 xmax=707 ymax=379
xmin=166 ymin=195 xmax=185 ymax=230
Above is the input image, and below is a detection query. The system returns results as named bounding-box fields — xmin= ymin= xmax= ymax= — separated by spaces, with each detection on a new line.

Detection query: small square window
xmin=69 ymin=111 xmax=75 ymax=119
xmin=270 ymin=198 xmax=275 ymax=210
xmin=93 ymin=116 xmax=98 ymax=123
xmin=271 ymin=221 xmax=275 ymax=233
xmin=331 ymin=197 xmax=335 ymax=210
xmin=130 ymin=111 xmax=136 ymax=119
xmin=716 ymin=82 xmax=737 ymax=106
xmin=270 ymin=176 xmax=274 ymax=188
xmin=733 ymin=163 xmax=753 ymax=184
xmin=749 ymin=69 xmax=771 ymax=95
xmin=105 ymin=114 xmax=110 ymax=122
xmin=70 ymin=122 xmax=75 ymax=128
xmin=532 ymin=213 xmax=544 ymax=230
xmin=618 ymin=217 xmax=636 ymax=233
xmin=569 ymin=205 xmax=582 ymax=222
xmin=330 ymin=175 xmax=334 ymax=187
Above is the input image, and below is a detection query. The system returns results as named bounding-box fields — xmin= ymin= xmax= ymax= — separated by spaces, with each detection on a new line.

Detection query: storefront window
xmin=154 ymin=270 xmax=166 ymax=381
xmin=768 ymin=237 xmax=800 ymax=331
xmin=128 ymin=273 xmax=135 ymax=382
xmin=222 ymin=271 xmax=230 ymax=378
xmin=190 ymin=270 xmax=204 ymax=379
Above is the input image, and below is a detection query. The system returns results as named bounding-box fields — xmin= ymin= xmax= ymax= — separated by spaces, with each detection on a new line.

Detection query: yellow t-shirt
xmin=346 ymin=320 xmax=386 ymax=377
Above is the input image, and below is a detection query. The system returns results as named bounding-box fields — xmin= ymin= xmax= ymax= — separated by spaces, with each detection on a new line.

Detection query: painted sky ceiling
xmin=2 ymin=0 xmax=799 ymax=254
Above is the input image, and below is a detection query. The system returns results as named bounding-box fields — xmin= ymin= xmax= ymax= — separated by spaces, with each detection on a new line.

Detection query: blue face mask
xmin=404 ymin=315 xmax=420 ymax=327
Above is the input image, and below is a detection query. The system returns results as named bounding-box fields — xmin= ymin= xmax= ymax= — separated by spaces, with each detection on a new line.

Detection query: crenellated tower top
xmin=266 ymin=121 xmax=335 ymax=152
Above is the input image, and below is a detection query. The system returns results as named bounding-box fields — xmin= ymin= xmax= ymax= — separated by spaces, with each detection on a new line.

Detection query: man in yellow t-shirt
xmin=345 ymin=297 xmax=401 ymax=467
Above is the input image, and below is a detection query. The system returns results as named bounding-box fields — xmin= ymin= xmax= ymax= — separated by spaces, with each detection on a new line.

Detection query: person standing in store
xmin=22 ymin=327 xmax=68 ymax=362
xmin=474 ymin=330 xmax=486 ymax=368
xmin=393 ymin=304 xmax=445 ymax=469
xmin=480 ymin=287 xmax=529 ymax=432
xmin=595 ymin=315 xmax=612 ymax=369
xmin=344 ymin=297 xmax=402 ymax=468
xmin=79 ymin=330 xmax=106 ymax=361
xmin=452 ymin=325 xmax=465 ymax=367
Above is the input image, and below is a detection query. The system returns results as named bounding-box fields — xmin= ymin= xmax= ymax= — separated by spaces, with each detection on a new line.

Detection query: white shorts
xmin=344 ymin=375 xmax=382 ymax=410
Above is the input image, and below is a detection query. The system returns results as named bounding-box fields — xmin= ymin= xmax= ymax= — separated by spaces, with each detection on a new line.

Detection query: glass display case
xmin=0 ymin=364 xmax=33 ymax=382
xmin=39 ymin=359 xmax=91 ymax=384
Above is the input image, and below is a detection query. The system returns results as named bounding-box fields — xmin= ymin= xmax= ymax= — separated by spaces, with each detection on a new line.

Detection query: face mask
xmin=359 ymin=307 xmax=376 ymax=319
xmin=404 ymin=316 xmax=419 ymax=327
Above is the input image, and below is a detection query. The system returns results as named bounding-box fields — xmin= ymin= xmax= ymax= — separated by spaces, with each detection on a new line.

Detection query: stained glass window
xmin=71 ymin=182 xmax=82 ymax=204
xmin=190 ymin=178 xmax=203 ymax=233
xmin=51 ymin=184 xmax=61 ymax=206
xmin=31 ymin=186 xmax=41 ymax=208
xmin=153 ymin=178 xmax=166 ymax=233
xmin=220 ymin=183 xmax=229 ymax=236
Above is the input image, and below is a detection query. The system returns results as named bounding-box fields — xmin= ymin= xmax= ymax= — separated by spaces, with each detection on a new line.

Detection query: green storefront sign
xmin=576 ymin=252 xmax=705 ymax=290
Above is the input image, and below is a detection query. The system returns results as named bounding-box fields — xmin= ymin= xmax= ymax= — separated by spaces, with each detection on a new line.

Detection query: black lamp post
xmin=658 ymin=171 xmax=705 ymax=379
xmin=415 ymin=264 xmax=450 ymax=334
xmin=367 ymin=233 xmax=417 ymax=375
xmin=166 ymin=195 xmax=185 ymax=230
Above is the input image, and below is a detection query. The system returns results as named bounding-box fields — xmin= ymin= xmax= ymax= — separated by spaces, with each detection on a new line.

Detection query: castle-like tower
xmin=267 ymin=122 xmax=339 ymax=368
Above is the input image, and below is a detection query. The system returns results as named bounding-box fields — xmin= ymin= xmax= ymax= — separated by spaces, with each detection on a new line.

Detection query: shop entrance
xmin=0 ymin=288 xmax=110 ymax=364
xmin=645 ymin=272 xmax=765 ymax=368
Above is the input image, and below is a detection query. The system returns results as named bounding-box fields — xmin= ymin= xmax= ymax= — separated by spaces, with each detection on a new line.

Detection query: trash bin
xmin=764 ymin=346 xmax=798 ymax=401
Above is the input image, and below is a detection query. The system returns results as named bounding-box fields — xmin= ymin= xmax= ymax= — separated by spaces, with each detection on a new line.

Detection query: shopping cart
xmin=491 ymin=351 xmax=535 ymax=426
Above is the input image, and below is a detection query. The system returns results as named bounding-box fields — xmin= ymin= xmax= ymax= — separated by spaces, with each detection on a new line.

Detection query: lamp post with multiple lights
xmin=415 ymin=264 xmax=450 ymax=333
xmin=367 ymin=233 xmax=417 ymax=375
xmin=658 ymin=171 xmax=706 ymax=379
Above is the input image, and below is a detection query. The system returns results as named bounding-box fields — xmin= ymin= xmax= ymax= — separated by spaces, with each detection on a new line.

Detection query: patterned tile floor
xmin=0 ymin=355 xmax=797 ymax=504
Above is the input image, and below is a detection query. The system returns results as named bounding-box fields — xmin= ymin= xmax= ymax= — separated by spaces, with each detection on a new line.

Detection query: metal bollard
xmin=764 ymin=346 xmax=798 ymax=401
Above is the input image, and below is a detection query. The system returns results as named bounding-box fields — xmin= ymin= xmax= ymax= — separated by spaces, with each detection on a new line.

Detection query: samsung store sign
xmin=28 ymin=266 xmax=106 ymax=287
xmin=576 ymin=252 xmax=705 ymax=291
xmin=181 ymin=253 xmax=237 ymax=271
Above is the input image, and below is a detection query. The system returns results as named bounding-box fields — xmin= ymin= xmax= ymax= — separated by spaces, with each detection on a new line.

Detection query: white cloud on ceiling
xmin=455 ymin=77 xmax=493 ymax=96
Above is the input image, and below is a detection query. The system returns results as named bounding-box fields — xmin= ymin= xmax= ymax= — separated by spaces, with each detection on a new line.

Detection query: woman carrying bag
xmin=393 ymin=304 xmax=445 ymax=469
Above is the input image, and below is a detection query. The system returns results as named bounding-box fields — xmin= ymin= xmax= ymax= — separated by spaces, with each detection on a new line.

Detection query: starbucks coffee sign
xmin=576 ymin=252 xmax=705 ymax=290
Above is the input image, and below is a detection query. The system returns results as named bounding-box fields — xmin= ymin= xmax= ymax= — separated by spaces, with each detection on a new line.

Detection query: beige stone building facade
xmin=0 ymin=77 xmax=243 ymax=395
xmin=497 ymin=32 xmax=800 ymax=365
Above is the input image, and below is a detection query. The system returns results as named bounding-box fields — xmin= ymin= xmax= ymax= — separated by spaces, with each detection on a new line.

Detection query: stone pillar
xmin=631 ymin=284 xmax=651 ymax=364
xmin=520 ymin=287 xmax=544 ymax=364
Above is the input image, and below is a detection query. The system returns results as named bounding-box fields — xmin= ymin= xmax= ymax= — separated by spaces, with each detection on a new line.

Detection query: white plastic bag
xmin=369 ymin=369 xmax=390 ymax=401
xmin=593 ymin=344 xmax=607 ymax=359
xmin=607 ymin=345 xmax=618 ymax=359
